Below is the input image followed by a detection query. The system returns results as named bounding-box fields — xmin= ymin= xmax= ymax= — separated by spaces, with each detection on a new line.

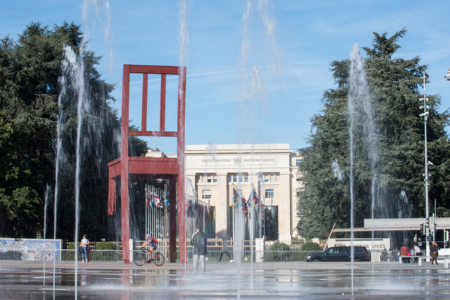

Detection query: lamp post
xmin=420 ymin=71 xmax=430 ymax=261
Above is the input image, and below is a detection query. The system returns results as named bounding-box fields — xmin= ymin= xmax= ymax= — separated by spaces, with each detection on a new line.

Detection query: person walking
xmin=191 ymin=227 xmax=207 ymax=274
xmin=431 ymin=241 xmax=440 ymax=265
xmin=218 ymin=236 xmax=233 ymax=262
xmin=81 ymin=234 xmax=89 ymax=263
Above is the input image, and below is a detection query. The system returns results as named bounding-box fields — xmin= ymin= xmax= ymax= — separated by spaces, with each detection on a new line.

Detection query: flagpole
xmin=145 ymin=184 xmax=147 ymax=238
xmin=250 ymin=183 xmax=254 ymax=291
xmin=152 ymin=186 xmax=155 ymax=238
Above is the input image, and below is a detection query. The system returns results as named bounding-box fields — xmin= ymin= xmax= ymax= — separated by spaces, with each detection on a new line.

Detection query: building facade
xmin=185 ymin=144 xmax=302 ymax=244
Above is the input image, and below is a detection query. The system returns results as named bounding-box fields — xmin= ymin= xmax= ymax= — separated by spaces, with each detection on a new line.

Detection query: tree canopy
xmin=0 ymin=22 xmax=147 ymax=240
xmin=297 ymin=29 xmax=450 ymax=239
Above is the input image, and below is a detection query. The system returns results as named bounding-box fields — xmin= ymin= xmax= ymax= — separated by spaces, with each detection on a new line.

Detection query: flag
xmin=248 ymin=187 xmax=259 ymax=210
xmin=231 ymin=186 xmax=247 ymax=214
xmin=165 ymin=190 xmax=170 ymax=206
xmin=186 ymin=200 xmax=193 ymax=217
xmin=231 ymin=187 xmax=239 ymax=207
xmin=155 ymin=190 xmax=161 ymax=207
xmin=150 ymin=188 xmax=154 ymax=209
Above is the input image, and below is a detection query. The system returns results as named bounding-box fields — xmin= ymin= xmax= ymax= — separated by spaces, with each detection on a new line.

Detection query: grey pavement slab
xmin=1 ymin=260 xmax=450 ymax=299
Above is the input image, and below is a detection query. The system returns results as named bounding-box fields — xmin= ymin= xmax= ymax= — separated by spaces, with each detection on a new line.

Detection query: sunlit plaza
xmin=3 ymin=260 xmax=450 ymax=299
xmin=2 ymin=0 xmax=450 ymax=299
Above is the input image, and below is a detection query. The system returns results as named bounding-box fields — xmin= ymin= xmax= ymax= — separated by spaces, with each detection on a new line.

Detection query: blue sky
xmin=2 ymin=0 xmax=450 ymax=154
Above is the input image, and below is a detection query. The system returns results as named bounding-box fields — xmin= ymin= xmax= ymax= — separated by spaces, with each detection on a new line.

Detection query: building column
xmin=291 ymin=173 xmax=300 ymax=239
xmin=216 ymin=173 xmax=228 ymax=238
xmin=278 ymin=173 xmax=292 ymax=244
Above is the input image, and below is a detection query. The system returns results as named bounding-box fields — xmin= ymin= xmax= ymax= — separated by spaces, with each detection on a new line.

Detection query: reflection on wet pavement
xmin=1 ymin=262 xmax=450 ymax=299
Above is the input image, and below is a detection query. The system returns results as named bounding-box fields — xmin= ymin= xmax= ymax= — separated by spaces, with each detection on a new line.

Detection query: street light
xmin=421 ymin=71 xmax=430 ymax=260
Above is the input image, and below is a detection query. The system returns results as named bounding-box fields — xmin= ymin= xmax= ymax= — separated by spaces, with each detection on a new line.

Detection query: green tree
xmin=0 ymin=22 xmax=147 ymax=239
xmin=297 ymin=29 xmax=450 ymax=239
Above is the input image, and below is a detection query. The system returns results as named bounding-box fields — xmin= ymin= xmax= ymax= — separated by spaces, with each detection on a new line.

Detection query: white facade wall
xmin=185 ymin=144 xmax=301 ymax=244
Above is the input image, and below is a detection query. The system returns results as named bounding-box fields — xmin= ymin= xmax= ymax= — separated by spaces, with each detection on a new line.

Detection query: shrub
xmin=269 ymin=242 xmax=290 ymax=251
xmin=95 ymin=242 xmax=117 ymax=250
xmin=301 ymin=242 xmax=321 ymax=251
xmin=265 ymin=242 xmax=290 ymax=261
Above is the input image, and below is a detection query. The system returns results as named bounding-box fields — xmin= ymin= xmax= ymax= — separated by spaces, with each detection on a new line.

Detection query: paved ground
xmin=1 ymin=260 xmax=450 ymax=299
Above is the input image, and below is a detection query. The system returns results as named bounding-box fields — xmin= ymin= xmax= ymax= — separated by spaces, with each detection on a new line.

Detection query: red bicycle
xmin=134 ymin=249 xmax=165 ymax=266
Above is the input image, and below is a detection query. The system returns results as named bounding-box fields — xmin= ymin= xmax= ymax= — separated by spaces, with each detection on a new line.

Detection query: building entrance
xmin=263 ymin=206 xmax=278 ymax=241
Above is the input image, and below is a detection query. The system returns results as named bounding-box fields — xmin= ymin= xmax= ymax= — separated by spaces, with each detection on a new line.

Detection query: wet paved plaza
xmin=1 ymin=260 xmax=450 ymax=299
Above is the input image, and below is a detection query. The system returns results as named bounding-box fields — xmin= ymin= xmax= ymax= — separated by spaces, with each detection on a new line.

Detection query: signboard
xmin=0 ymin=238 xmax=62 ymax=261
xmin=327 ymin=238 xmax=390 ymax=252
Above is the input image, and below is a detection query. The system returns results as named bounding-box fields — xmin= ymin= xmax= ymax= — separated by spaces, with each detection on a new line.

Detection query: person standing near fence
xmin=81 ymin=234 xmax=89 ymax=263
xmin=218 ymin=237 xmax=233 ymax=262
xmin=191 ymin=227 xmax=207 ymax=274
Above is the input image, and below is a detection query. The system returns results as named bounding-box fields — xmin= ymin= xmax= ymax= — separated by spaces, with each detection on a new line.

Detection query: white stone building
xmin=184 ymin=144 xmax=302 ymax=244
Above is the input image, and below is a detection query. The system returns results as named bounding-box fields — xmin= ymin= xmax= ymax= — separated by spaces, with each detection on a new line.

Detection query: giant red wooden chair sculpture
xmin=107 ymin=65 xmax=186 ymax=263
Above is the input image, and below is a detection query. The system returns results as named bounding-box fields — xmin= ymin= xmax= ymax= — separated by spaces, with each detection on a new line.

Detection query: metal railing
xmin=1 ymin=249 xmax=324 ymax=263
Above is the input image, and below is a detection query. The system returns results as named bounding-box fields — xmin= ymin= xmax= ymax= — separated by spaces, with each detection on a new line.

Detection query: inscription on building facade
xmin=200 ymin=157 xmax=275 ymax=165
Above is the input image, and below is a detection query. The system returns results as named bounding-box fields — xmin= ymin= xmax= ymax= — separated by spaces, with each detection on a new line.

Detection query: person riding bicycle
xmin=138 ymin=233 xmax=157 ymax=263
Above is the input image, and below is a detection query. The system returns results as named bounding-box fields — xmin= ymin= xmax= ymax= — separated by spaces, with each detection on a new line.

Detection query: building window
xmin=202 ymin=189 xmax=211 ymax=199
xmin=265 ymin=189 xmax=274 ymax=198
xmin=296 ymin=159 xmax=302 ymax=166
xmin=262 ymin=172 xmax=279 ymax=182
xmin=228 ymin=173 xmax=248 ymax=183
xmin=206 ymin=174 xmax=217 ymax=183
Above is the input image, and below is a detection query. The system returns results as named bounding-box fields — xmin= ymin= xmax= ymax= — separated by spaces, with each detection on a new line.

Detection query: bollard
xmin=129 ymin=239 xmax=133 ymax=263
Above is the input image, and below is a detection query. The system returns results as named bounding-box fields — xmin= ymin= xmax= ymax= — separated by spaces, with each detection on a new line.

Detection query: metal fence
xmin=1 ymin=249 xmax=321 ymax=263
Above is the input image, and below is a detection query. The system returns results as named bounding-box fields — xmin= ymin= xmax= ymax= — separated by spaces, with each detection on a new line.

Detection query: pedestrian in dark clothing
xmin=191 ymin=227 xmax=207 ymax=274
xmin=380 ymin=249 xmax=389 ymax=262
xmin=218 ymin=237 xmax=233 ymax=262
xmin=431 ymin=242 xmax=440 ymax=265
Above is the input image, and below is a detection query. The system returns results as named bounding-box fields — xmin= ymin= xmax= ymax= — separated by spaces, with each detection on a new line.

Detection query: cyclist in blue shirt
xmin=138 ymin=233 xmax=157 ymax=263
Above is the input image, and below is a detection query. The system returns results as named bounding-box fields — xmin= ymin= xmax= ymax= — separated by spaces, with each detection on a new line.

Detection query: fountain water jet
xmin=348 ymin=42 xmax=378 ymax=293
xmin=237 ymin=0 xmax=282 ymax=298
xmin=52 ymin=1 xmax=112 ymax=297
xmin=43 ymin=184 xmax=51 ymax=239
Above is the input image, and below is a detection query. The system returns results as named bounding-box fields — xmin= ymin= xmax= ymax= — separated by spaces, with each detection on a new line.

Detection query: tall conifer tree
xmin=297 ymin=29 xmax=450 ymax=238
